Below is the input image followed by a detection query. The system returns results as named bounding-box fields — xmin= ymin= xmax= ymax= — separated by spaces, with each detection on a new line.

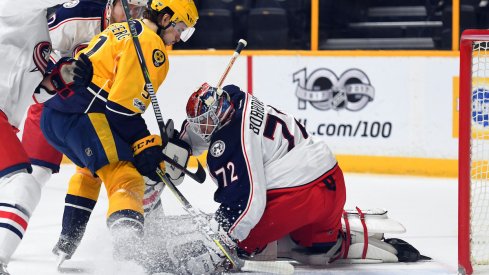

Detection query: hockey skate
xmin=52 ymin=237 xmax=79 ymax=267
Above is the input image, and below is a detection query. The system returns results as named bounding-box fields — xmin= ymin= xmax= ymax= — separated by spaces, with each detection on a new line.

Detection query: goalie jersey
xmin=45 ymin=19 xmax=169 ymax=143
xmin=181 ymin=85 xmax=338 ymax=241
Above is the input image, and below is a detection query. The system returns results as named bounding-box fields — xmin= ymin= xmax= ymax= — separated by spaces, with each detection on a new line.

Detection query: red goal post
xmin=459 ymin=29 xmax=489 ymax=275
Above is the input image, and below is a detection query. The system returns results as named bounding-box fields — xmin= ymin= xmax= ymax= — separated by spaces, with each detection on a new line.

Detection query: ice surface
xmin=7 ymin=165 xmax=458 ymax=274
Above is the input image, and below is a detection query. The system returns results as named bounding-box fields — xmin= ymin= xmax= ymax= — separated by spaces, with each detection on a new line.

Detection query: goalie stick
xmin=217 ymin=39 xmax=247 ymax=89
xmin=120 ymin=0 xmax=205 ymax=183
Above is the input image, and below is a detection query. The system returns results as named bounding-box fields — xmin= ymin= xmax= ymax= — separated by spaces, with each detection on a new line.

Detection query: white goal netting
xmin=470 ymin=40 xmax=489 ymax=265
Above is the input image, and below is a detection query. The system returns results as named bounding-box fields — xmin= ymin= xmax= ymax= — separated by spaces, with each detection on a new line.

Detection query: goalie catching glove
xmin=132 ymin=134 xmax=166 ymax=182
xmin=34 ymin=53 xmax=93 ymax=103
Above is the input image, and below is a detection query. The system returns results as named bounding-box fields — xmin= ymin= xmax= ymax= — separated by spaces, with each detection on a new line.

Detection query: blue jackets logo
xmin=293 ymin=68 xmax=375 ymax=111
xmin=210 ymin=140 xmax=225 ymax=157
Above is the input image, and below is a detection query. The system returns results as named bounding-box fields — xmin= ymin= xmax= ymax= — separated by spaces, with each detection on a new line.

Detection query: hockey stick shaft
xmin=217 ymin=39 xmax=247 ymax=89
xmin=120 ymin=0 xmax=166 ymax=142
xmin=120 ymin=0 xmax=205 ymax=183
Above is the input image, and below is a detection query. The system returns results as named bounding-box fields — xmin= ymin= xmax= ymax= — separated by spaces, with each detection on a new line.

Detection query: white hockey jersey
xmin=181 ymin=85 xmax=338 ymax=241
xmin=47 ymin=0 xmax=106 ymax=60
xmin=0 ymin=0 xmax=71 ymax=128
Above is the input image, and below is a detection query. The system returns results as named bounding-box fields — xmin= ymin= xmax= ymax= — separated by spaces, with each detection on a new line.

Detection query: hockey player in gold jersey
xmin=40 ymin=0 xmax=198 ymax=264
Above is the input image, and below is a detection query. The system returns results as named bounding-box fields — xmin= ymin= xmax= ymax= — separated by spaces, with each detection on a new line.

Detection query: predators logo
xmin=153 ymin=49 xmax=165 ymax=67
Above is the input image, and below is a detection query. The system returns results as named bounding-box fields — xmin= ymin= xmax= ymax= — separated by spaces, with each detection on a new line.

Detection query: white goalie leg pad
xmin=250 ymin=241 xmax=277 ymax=261
xmin=143 ymin=214 xmax=222 ymax=275
xmin=272 ymin=208 xmax=406 ymax=266
xmin=340 ymin=235 xmax=398 ymax=263
xmin=337 ymin=207 xmax=404 ymax=264
xmin=342 ymin=208 xmax=406 ymax=234
xmin=0 ymin=170 xmax=42 ymax=263
xmin=163 ymin=139 xmax=191 ymax=186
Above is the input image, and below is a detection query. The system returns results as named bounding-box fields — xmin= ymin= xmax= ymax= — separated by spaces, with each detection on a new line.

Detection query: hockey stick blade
xmin=161 ymin=154 xmax=206 ymax=183
xmin=242 ymin=260 xmax=294 ymax=275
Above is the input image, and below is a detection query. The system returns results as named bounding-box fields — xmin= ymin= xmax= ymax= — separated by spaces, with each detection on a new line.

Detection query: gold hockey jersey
xmin=83 ymin=19 xmax=169 ymax=114
xmin=44 ymin=19 xmax=169 ymax=144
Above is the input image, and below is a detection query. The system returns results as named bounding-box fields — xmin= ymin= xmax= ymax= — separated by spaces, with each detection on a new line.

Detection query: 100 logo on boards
xmin=293 ymin=68 xmax=375 ymax=112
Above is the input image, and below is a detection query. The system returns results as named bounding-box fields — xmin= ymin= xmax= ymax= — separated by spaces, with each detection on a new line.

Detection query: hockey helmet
xmin=186 ymin=83 xmax=235 ymax=142
xmin=149 ymin=0 xmax=198 ymax=41
xmin=106 ymin=0 xmax=146 ymax=25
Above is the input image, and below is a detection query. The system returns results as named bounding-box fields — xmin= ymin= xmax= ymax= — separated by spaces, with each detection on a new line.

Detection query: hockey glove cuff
xmin=132 ymin=134 xmax=166 ymax=182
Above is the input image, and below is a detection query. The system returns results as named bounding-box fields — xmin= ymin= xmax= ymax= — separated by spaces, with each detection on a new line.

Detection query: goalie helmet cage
xmin=459 ymin=29 xmax=489 ymax=275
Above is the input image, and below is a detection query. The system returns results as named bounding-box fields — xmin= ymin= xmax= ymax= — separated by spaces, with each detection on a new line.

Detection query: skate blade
xmin=56 ymin=252 xmax=68 ymax=269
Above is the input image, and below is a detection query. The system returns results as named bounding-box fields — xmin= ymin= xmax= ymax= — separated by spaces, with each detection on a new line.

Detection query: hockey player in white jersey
xmin=0 ymin=1 xmax=93 ymax=274
xmin=181 ymin=83 xmax=430 ymax=271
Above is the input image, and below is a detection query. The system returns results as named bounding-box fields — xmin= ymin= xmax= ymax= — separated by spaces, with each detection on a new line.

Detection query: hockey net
xmin=459 ymin=29 xmax=489 ymax=275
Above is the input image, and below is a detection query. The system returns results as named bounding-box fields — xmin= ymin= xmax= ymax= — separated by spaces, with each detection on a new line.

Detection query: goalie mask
xmin=186 ymin=83 xmax=235 ymax=142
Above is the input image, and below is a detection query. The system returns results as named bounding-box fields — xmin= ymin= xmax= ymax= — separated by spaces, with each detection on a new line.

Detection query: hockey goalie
xmin=136 ymin=83 xmax=429 ymax=274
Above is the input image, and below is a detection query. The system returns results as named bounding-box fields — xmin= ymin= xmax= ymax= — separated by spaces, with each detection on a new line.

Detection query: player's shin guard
xmin=97 ymin=162 xmax=144 ymax=217
xmin=97 ymin=162 xmax=145 ymax=262
xmin=0 ymin=170 xmax=42 ymax=264
xmin=31 ymin=165 xmax=52 ymax=188
xmin=53 ymin=168 xmax=101 ymax=260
